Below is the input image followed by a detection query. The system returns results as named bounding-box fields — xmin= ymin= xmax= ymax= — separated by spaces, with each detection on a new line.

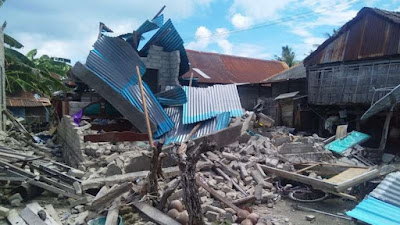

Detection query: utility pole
xmin=0 ymin=26 xmax=6 ymax=131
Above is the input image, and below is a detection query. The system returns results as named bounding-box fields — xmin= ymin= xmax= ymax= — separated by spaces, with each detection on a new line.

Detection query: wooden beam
xmin=136 ymin=66 xmax=154 ymax=148
xmin=132 ymin=202 xmax=181 ymax=225
xmin=84 ymin=131 xmax=148 ymax=143
xmin=295 ymin=164 xmax=320 ymax=174
xmin=88 ymin=182 xmax=132 ymax=212
xmin=335 ymin=168 xmax=379 ymax=192
xmin=260 ymin=165 xmax=337 ymax=192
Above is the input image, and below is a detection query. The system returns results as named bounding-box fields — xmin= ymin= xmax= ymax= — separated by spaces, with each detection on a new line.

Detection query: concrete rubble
xmin=2 ymin=109 xmax=391 ymax=225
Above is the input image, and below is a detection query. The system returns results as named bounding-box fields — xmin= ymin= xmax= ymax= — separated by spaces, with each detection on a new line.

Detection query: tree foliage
xmin=275 ymin=45 xmax=297 ymax=67
xmin=4 ymin=45 xmax=70 ymax=96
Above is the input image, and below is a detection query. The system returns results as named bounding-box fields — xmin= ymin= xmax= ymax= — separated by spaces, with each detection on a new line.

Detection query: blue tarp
xmin=325 ymin=131 xmax=370 ymax=154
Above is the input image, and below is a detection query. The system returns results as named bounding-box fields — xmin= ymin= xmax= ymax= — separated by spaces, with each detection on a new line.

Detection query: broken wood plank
xmin=295 ymin=164 xmax=320 ymax=174
xmin=88 ymin=182 xmax=132 ymax=211
xmin=7 ymin=209 xmax=27 ymax=225
xmin=326 ymin=168 xmax=369 ymax=184
xmin=196 ymin=176 xmax=240 ymax=212
xmin=335 ymin=168 xmax=379 ymax=192
xmin=260 ymin=165 xmax=337 ymax=192
xmin=19 ymin=207 xmax=47 ymax=225
xmin=132 ymin=202 xmax=181 ymax=225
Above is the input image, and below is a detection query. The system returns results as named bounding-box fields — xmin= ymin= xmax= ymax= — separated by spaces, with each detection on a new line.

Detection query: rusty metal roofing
xmin=264 ymin=63 xmax=306 ymax=83
xmin=304 ymin=7 xmax=400 ymax=66
xmin=182 ymin=49 xmax=288 ymax=84
xmin=6 ymin=92 xmax=51 ymax=107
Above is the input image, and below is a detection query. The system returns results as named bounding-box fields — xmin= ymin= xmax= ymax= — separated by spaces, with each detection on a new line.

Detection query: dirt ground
xmin=253 ymin=197 xmax=357 ymax=225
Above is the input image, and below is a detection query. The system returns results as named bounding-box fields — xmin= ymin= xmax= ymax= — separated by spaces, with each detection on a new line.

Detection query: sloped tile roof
xmin=182 ymin=49 xmax=288 ymax=84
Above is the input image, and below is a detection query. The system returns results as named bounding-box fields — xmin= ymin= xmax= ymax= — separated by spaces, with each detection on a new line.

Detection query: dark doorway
xmin=143 ymin=69 xmax=159 ymax=93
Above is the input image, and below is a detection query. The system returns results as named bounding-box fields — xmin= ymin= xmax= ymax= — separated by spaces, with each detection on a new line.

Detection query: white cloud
xmin=233 ymin=43 xmax=272 ymax=59
xmin=186 ymin=26 xmax=212 ymax=50
xmin=291 ymin=27 xmax=312 ymax=37
xmin=186 ymin=26 xmax=271 ymax=60
xmin=229 ymin=0 xmax=294 ymax=28
xmin=231 ymin=13 xmax=253 ymax=29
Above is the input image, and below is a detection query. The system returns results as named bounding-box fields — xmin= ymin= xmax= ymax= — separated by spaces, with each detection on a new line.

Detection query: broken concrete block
xmin=205 ymin=211 xmax=220 ymax=222
xmin=226 ymin=192 xmax=238 ymax=199
xmin=105 ymin=153 xmax=119 ymax=164
xmin=265 ymin=158 xmax=279 ymax=167
xmin=204 ymin=205 xmax=226 ymax=215
xmin=244 ymin=176 xmax=253 ymax=185
xmin=0 ymin=206 xmax=10 ymax=217
xmin=8 ymin=193 xmax=23 ymax=202
xmin=272 ymin=136 xmax=291 ymax=147
xmin=254 ymin=184 xmax=263 ymax=202
xmin=222 ymin=152 xmax=239 ymax=161
xmin=279 ymin=143 xmax=314 ymax=154
xmin=68 ymin=168 xmax=85 ymax=178
xmin=105 ymin=162 xmax=122 ymax=176
xmin=206 ymin=151 xmax=220 ymax=161
xmin=243 ymin=145 xmax=256 ymax=155
xmin=9 ymin=199 xmax=21 ymax=207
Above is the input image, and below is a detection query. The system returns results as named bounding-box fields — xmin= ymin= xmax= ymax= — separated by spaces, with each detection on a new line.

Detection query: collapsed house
xmin=1 ymin=6 xmax=400 ymax=225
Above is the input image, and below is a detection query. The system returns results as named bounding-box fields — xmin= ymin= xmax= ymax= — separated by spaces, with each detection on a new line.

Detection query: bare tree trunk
xmin=177 ymin=141 xmax=215 ymax=225
xmin=148 ymin=141 xmax=164 ymax=196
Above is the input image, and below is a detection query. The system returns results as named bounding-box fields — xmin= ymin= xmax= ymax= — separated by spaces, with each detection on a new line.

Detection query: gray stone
xmin=222 ymin=152 xmax=239 ymax=161
xmin=8 ymin=193 xmax=23 ymax=202
xmin=279 ymin=143 xmax=315 ymax=154
xmin=305 ymin=215 xmax=315 ymax=221
xmin=205 ymin=211 xmax=220 ymax=222
xmin=105 ymin=162 xmax=122 ymax=176
xmin=0 ymin=206 xmax=10 ymax=217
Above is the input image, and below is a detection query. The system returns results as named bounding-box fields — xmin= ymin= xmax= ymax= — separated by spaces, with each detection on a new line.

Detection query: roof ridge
xmin=186 ymin=49 xmax=283 ymax=64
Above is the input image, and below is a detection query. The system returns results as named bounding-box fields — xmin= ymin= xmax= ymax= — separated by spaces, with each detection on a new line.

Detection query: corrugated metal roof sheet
xmin=6 ymin=92 xmax=51 ymax=107
xmin=324 ymin=131 xmax=370 ymax=154
xmin=264 ymin=63 xmax=306 ymax=83
xmin=86 ymin=36 xmax=174 ymax=137
xmin=182 ymin=84 xmax=243 ymax=124
xmin=182 ymin=49 xmax=288 ymax=84
xmin=274 ymin=91 xmax=299 ymax=100
xmin=139 ymin=19 xmax=189 ymax=76
xmin=361 ymin=83 xmax=400 ymax=120
xmin=162 ymin=107 xmax=230 ymax=145
xmin=155 ymin=86 xmax=187 ymax=106
xmin=369 ymin=171 xmax=400 ymax=208
xmin=346 ymin=196 xmax=400 ymax=225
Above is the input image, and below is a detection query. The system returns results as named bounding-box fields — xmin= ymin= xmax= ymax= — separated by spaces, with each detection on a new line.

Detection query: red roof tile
xmin=182 ymin=49 xmax=288 ymax=84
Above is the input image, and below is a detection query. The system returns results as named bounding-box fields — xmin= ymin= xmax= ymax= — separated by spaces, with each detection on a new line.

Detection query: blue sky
xmin=1 ymin=0 xmax=399 ymax=63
